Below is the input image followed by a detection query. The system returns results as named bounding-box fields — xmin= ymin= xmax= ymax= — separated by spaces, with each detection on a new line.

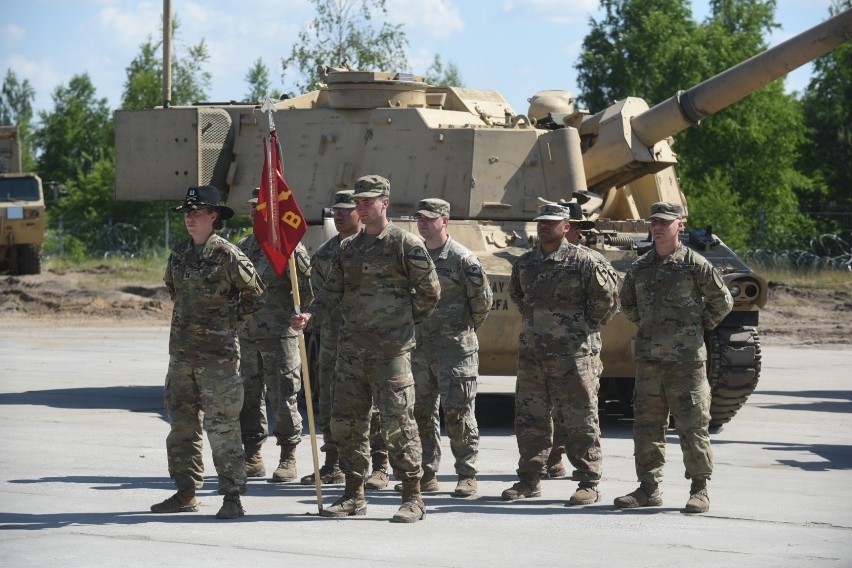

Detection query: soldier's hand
xmin=291 ymin=312 xmax=311 ymax=331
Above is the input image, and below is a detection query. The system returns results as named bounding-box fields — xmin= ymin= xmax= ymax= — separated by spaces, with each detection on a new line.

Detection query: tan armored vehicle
xmin=114 ymin=10 xmax=852 ymax=427
xmin=0 ymin=125 xmax=45 ymax=275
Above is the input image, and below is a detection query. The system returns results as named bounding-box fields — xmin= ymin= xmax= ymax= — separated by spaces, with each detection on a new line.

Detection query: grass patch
xmin=44 ymin=254 xmax=168 ymax=289
xmin=751 ymin=262 xmax=852 ymax=291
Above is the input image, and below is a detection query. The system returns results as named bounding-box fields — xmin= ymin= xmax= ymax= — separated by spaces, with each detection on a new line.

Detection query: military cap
xmin=246 ymin=187 xmax=260 ymax=205
xmin=565 ymin=201 xmax=595 ymax=230
xmin=648 ymin=201 xmax=684 ymax=221
xmin=416 ymin=198 xmax=450 ymax=219
xmin=332 ymin=189 xmax=356 ymax=208
xmin=352 ymin=175 xmax=390 ymax=198
xmin=173 ymin=185 xmax=234 ymax=220
xmin=534 ymin=203 xmax=571 ymax=221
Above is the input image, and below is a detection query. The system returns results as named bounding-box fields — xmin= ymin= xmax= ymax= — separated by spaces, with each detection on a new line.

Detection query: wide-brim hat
xmin=173 ymin=185 xmax=234 ymax=220
xmin=564 ymin=201 xmax=595 ymax=230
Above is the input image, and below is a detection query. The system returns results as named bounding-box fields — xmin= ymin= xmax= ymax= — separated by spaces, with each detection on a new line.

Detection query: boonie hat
xmin=565 ymin=202 xmax=595 ymax=230
xmin=352 ymin=175 xmax=390 ymax=198
xmin=534 ymin=203 xmax=571 ymax=221
xmin=173 ymin=185 xmax=235 ymax=220
xmin=332 ymin=189 xmax=356 ymax=209
xmin=648 ymin=201 xmax=684 ymax=221
xmin=246 ymin=188 xmax=260 ymax=205
xmin=416 ymin=198 xmax=450 ymax=219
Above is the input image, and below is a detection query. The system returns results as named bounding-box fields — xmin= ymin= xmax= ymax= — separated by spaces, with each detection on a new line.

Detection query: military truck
xmin=0 ymin=125 xmax=45 ymax=275
xmin=114 ymin=9 xmax=852 ymax=427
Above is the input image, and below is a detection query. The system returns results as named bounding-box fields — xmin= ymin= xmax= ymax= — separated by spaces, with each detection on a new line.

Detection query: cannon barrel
xmin=632 ymin=8 xmax=852 ymax=147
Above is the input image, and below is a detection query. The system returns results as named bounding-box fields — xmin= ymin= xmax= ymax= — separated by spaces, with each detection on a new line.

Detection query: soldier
xmin=291 ymin=175 xmax=440 ymax=523
xmin=151 ymin=185 xmax=266 ymax=520
xmin=405 ymin=198 xmax=492 ymax=498
xmin=615 ymin=202 xmax=733 ymax=514
xmin=503 ymin=203 xmax=618 ymax=506
xmin=545 ymin=201 xmax=599 ymax=478
xmin=236 ymin=188 xmax=313 ymax=483
xmin=299 ymin=190 xmax=388 ymax=487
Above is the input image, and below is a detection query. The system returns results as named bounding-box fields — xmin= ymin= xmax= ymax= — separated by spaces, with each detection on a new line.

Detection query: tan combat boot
xmin=545 ymin=446 xmax=567 ymax=478
xmin=320 ymin=474 xmax=367 ymax=517
xmin=391 ymin=477 xmax=425 ymax=523
xmin=244 ymin=443 xmax=266 ymax=478
xmin=501 ymin=472 xmax=542 ymax=501
xmin=300 ymin=445 xmax=345 ymax=485
xmin=364 ymin=453 xmax=389 ymax=490
xmin=568 ymin=481 xmax=601 ymax=506
xmin=215 ymin=494 xmax=245 ymax=519
xmin=614 ymin=482 xmax=663 ymax=508
xmin=270 ymin=443 xmax=297 ymax=482
xmin=395 ymin=470 xmax=440 ymax=493
xmin=150 ymin=489 xmax=198 ymax=513
xmin=452 ymin=474 xmax=477 ymax=498
xmin=684 ymin=478 xmax=710 ymax=513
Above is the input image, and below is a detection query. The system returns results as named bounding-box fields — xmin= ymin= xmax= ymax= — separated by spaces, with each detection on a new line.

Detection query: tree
xmin=282 ymin=0 xmax=409 ymax=95
xmin=1 ymin=69 xmax=37 ymax=170
xmin=121 ymin=17 xmax=212 ymax=109
xmin=798 ymin=0 xmax=852 ymax=233
xmin=575 ymin=0 xmax=813 ymax=250
xmin=423 ymin=54 xmax=463 ymax=87
xmin=245 ymin=58 xmax=281 ymax=102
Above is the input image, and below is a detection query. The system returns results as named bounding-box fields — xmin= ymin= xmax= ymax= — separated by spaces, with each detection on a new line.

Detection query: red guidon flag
xmin=253 ymin=129 xmax=307 ymax=277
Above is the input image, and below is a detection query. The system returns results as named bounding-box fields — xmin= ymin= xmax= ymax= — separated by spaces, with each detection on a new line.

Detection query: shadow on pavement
xmin=0 ymin=386 xmax=165 ymax=418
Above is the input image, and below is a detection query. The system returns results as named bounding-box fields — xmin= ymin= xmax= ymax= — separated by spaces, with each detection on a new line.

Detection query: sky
xmin=2 ymin=0 xmax=840 ymax=121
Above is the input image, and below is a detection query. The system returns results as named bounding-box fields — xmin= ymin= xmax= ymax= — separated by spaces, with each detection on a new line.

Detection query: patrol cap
xmin=332 ymin=189 xmax=356 ymax=209
xmin=565 ymin=201 xmax=595 ymax=230
xmin=352 ymin=175 xmax=390 ymax=198
xmin=246 ymin=188 xmax=259 ymax=205
xmin=534 ymin=203 xmax=571 ymax=221
xmin=648 ymin=201 xmax=684 ymax=221
xmin=173 ymin=185 xmax=235 ymax=220
xmin=416 ymin=198 xmax=450 ymax=219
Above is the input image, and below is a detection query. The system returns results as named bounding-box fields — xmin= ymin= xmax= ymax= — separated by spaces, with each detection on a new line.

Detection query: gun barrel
xmin=632 ymin=9 xmax=852 ymax=147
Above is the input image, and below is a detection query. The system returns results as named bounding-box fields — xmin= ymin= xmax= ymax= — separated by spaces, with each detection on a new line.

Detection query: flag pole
xmin=262 ymin=97 xmax=323 ymax=513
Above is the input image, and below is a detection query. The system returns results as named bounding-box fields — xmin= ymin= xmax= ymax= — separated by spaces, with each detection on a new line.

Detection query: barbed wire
xmin=744 ymin=233 xmax=852 ymax=271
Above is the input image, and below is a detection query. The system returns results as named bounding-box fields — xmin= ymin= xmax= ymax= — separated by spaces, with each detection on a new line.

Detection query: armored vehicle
xmin=0 ymin=125 xmax=45 ymax=275
xmin=114 ymin=9 xmax=852 ymax=427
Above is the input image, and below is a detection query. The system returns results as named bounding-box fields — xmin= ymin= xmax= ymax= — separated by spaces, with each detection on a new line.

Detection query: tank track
xmin=706 ymin=326 xmax=762 ymax=429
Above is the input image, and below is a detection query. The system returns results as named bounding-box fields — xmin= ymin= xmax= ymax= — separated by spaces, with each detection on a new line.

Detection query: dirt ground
xmin=0 ymin=266 xmax=849 ymax=346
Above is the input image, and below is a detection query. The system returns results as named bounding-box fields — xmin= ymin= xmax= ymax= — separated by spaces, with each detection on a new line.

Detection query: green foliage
xmin=282 ymin=0 xmax=409 ymax=95
xmin=0 ymin=69 xmax=37 ymax=170
xmin=244 ymin=59 xmax=282 ymax=102
xmin=423 ymin=55 xmax=463 ymax=86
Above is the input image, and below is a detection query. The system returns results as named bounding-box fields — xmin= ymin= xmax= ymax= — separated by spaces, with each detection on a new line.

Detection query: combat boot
xmin=684 ymin=478 xmax=710 ymax=514
xmin=271 ymin=443 xmax=297 ymax=482
xmin=545 ymin=446 xmax=567 ymax=478
xmin=320 ymin=474 xmax=367 ymax=518
xmin=391 ymin=478 xmax=425 ymax=523
xmin=300 ymin=446 xmax=345 ymax=485
xmin=395 ymin=470 xmax=440 ymax=493
xmin=614 ymin=482 xmax=663 ymax=508
xmin=452 ymin=474 xmax=477 ymax=498
xmin=567 ymin=481 xmax=601 ymax=506
xmin=501 ymin=472 xmax=541 ymax=501
xmin=215 ymin=494 xmax=245 ymax=520
xmin=244 ymin=443 xmax=266 ymax=478
xmin=364 ymin=453 xmax=389 ymax=490
xmin=150 ymin=489 xmax=198 ymax=513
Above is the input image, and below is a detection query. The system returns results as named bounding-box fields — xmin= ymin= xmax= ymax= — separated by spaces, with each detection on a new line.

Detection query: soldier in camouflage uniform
xmin=237 ymin=189 xmax=313 ymax=483
xmin=299 ymin=190 xmax=387 ymax=488
xmin=615 ymin=202 xmax=733 ymax=514
xmin=504 ymin=203 xmax=618 ymax=506
xmin=546 ymin=202 xmax=600 ymax=479
xmin=405 ymin=198 xmax=492 ymax=498
xmin=151 ymin=185 xmax=266 ymax=520
xmin=291 ymin=175 xmax=440 ymax=523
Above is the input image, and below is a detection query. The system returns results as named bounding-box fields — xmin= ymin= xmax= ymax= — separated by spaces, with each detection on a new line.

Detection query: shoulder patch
xmin=296 ymin=250 xmax=311 ymax=275
xmin=464 ymin=264 xmax=484 ymax=286
xmin=595 ymin=264 xmax=617 ymax=288
xmin=238 ymin=259 xmax=254 ymax=284
xmin=712 ymin=268 xmax=725 ymax=289
xmin=406 ymin=245 xmax=432 ymax=270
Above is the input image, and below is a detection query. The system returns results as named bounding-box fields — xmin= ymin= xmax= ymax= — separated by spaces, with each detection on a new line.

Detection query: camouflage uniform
xmin=414 ymin=236 xmax=492 ymax=478
xmin=620 ymin=242 xmax=733 ymax=484
xmin=311 ymin=234 xmax=387 ymax=467
xmin=509 ymin=238 xmax=618 ymax=485
xmin=163 ymin=232 xmax=266 ymax=496
xmin=236 ymin=235 xmax=312 ymax=453
xmin=307 ymin=222 xmax=440 ymax=482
